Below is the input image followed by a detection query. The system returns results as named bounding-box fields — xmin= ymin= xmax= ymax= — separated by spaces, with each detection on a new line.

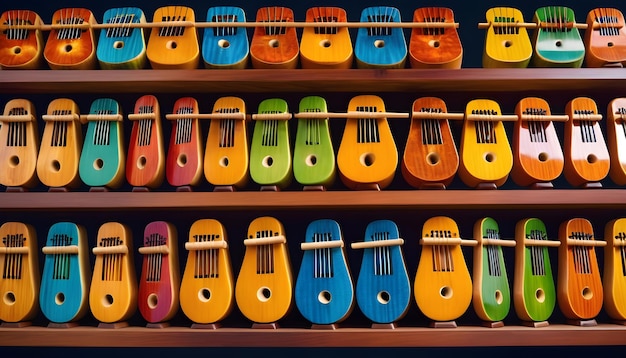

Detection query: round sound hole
xmin=114 ymin=41 xmax=124 ymax=49
xmin=257 ymin=287 xmax=272 ymax=302
xmin=219 ymin=156 xmax=230 ymax=167
xmin=51 ymin=160 xmax=61 ymax=172
xmin=440 ymin=286 xmax=453 ymax=299
xmin=218 ymin=39 xmax=230 ymax=49
xmin=93 ymin=158 xmax=104 ymax=170
xmin=55 ymin=292 xmax=65 ymax=305
xmin=538 ymin=152 xmax=549 ymax=162
xmin=484 ymin=152 xmax=495 ymax=163
xmin=608 ymin=42 xmax=614 ymax=47
xmin=64 ymin=44 xmax=73 ymax=53
xmin=269 ymin=39 xmax=280 ymax=48
xmin=262 ymin=155 xmax=274 ymax=168
xmin=503 ymin=40 xmax=512 ymax=48
xmin=320 ymin=39 xmax=331 ymax=48
xmin=494 ymin=290 xmax=503 ymax=305
xmin=582 ymin=287 xmax=593 ymax=300
xmin=137 ymin=156 xmax=147 ymax=169
xmin=9 ymin=155 xmax=20 ymax=167
xmin=374 ymin=40 xmax=385 ymax=48
xmin=427 ymin=152 xmax=440 ymax=165
xmin=318 ymin=290 xmax=332 ymax=305
xmin=428 ymin=40 xmax=440 ymax=48
xmin=166 ymin=40 xmax=178 ymax=50
xmin=103 ymin=294 xmax=114 ymax=307
xmin=360 ymin=153 xmax=375 ymax=167
xmin=587 ymin=154 xmax=597 ymax=164
xmin=555 ymin=40 xmax=562 ymax=47
xmin=3 ymin=291 xmax=16 ymax=305
xmin=305 ymin=154 xmax=317 ymax=167
xmin=377 ymin=291 xmax=390 ymax=305
xmin=198 ymin=288 xmax=211 ymax=303
xmin=12 ymin=46 xmax=21 ymax=55
xmin=535 ymin=288 xmax=545 ymax=303
xmin=177 ymin=154 xmax=188 ymax=167
xmin=148 ymin=293 xmax=159 ymax=309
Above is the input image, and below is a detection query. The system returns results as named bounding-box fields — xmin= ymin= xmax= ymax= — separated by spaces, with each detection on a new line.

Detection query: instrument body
xmin=36 ymin=98 xmax=83 ymax=189
xmin=531 ymin=6 xmax=585 ymax=68
xmin=603 ymin=218 xmax=626 ymax=320
xmin=126 ymin=95 xmax=165 ymax=189
xmin=337 ymin=95 xmax=398 ymax=190
xmin=409 ymin=7 xmax=463 ymax=69
xmin=512 ymin=97 xmax=564 ymax=187
xmin=607 ymin=98 xmax=626 ymax=185
xmin=0 ymin=10 xmax=44 ymax=69
xmin=354 ymin=220 xmax=410 ymax=324
xmin=458 ymin=99 xmax=513 ymax=188
xmin=165 ymin=97 xmax=203 ymax=188
xmin=0 ymin=222 xmax=39 ymax=322
xmin=78 ymin=98 xmax=125 ymax=189
xmin=235 ymin=216 xmax=293 ymax=324
xmin=202 ymin=6 xmax=248 ymax=69
xmin=137 ymin=221 xmax=179 ymax=324
xmin=293 ymin=96 xmax=336 ymax=187
xmin=563 ymin=97 xmax=609 ymax=187
xmin=39 ymin=222 xmax=90 ymax=323
xmin=472 ymin=217 xmax=511 ymax=322
xmin=249 ymin=98 xmax=292 ymax=188
xmin=146 ymin=6 xmax=199 ymax=69
xmin=43 ymin=8 xmax=97 ymax=70
xmin=355 ymin=6 xmax=406 ymax=69
xmin=180 ymin=219 xmax=234 ymax=324
xmin=414 ymin=216 xmax=472 ymax=322
xmin=250 ymin=7 xmax=299 ymax=69
xmin=0 ymin=99 xmax=39 ymax=188
xmin=295 ymin=219 xmax=353 ymax=325
xmin=300 ymin=7 xmax=353 ymax=69
xmin=89 ymin=222 xmax=136 ymax=324
xmin=204 ymin=96 xmax=249 ymax=188
xmin=482 ymin=7 xmax=532 ymax=68
xmin=513 ymin=218 xmax=557 ymax=323
xmin=401 ymin=97 xmax=458 ymax=188
xmin=97 ymin=7 xmax=147 ymax=69
xmin=557 ymin=218 xmax=603 ymax=320
xmin=584 ymin=8 xmax=626 ymax=67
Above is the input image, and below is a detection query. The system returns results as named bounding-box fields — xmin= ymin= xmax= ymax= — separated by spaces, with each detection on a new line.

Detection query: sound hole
xmin=198 ymin=288 xmax=211 ymax=302
xmin=262 ymin=155 xmax=274 ymax=168
xmin=582 ymin=287 xmax=593 ymax=300
xmin=427 ymin=152 xmax=440 ymax=165
xmin=360 ymin=153 xmax=375 ymax=167
xmin=440 ymin=286 xmax=452 ymax=299
xmin=137 ymin=156 xmax=147 ymax=169
xmin=219 ymin=156 xmax=230 ymax=167
xmin=93 ymin=158 xmax=104 ymax=170
xmin=51 ymin=160 xmax=61 ymax=172
xmin=503 ymin=40 xmax=512 ymax=48
xmin=374 ymin=40 xmax=385 ymax=48
xmin=494 ymin=290 xmax=503 ymax=304
xmin=377 ymin=291 xmax=390 ymax=304
xmin=320 ymin=39 xmax=331 ymax=48
xmin=12 ymin=46 xmax=21 ymax=55
xmin=268 ymin=39 xmax=280 ymax=48
xmin=555 ymin=40 xmax=562 ymax=47
xmin=484 ymin=152 xmax=495 ymax=163
xmin=148 ymin=293 xmax=159 ymax=309
xmin=166 ymin=40 xmax=178 ymax=50
xmin=305 ymin=154 xmax=317 ymax=167
xmin=55 ymin=292 xmax=65 ymax=305
xmin=318 ymin=290 xmax=332 ymax=305
xmin=218 ymin=39 xmax=230 ymax=48
xmin=3 ymin=291 xmax=15 ymax=305
xmin=102 ymin=294 xmax=114 ymax=307
xmin=257 ymin=287 xmax=272 ymax=302
xmin=113 ymin=41 xmax=124 ymax=49
xmin=64 ymin=44 xmax=73 ymax=53
xmin=537 ymin=152 xmax=549 ymax=162
xmin=535 ymin=288 xmax=545 ymax=303
xmin=177 ymin=153 xmax=188 ymax=167
xmin=587 ymin=154 xmax=597 ymax=164
xmin=608 ymin=42 xmax=614 ymax=47
xmin=9 ymin=155 xmax=20 ymax=167
xmin=428 ymin=40 xmax=440 ymax=48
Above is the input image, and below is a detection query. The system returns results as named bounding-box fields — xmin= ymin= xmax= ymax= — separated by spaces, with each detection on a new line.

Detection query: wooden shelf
xmin=0 ymin=324 xmax=625 ymax=347
xmin=1 ymin=68 xmax=625 ymax=94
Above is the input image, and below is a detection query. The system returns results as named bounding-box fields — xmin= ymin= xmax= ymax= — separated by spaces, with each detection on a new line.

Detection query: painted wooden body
xmin=607 ymin=98 xmax=626 ymax=185
xmin=512 ymin=97 xmax=564 ymax=187
xmin=137 ymin=221 xmax=179 ymax=324
xmin=78 ymin=98 xmax=125 ymax=189
xmin=531 ymin=6 xmax=585 ymax=68
xmin=249 ymin=98 xmax=292 ymax=188
xmin=293 ymin=96 xmax=336 ymax=187
xmin=250 ymin=7 xmax=299 ymax=69
xmin=458 ymin=99 xmax=513 ymax=188
xmin=557 ymin=218 xmax=603 ymax=320
xmin=126 ymin=95 xmax=165 ymax=189
xmin=39 ymin=222 xmax=90 ymax=323
xmin=482 ymin=7 xmax=532 ymax=68
xmin=514 ymin=218 xmax=557 ymax=323
xmin=180 ymin=219 xmax=234 ymax=324
xmin=584 ymin=8 xmax=626 ymax=67
xmin=0 ymin=222 xmax=39 ymax=323
xmin=202 ymin=6 xmax=248 ymax=69
xmin=409 ymin=7 xmax=463 ymax=69
xmin=355 ymin=6 xmax=406 ymax=69
xmin=563 ymin=97 xmax=609 ymax=187
xmin=203 ymin=96 xmax=249 ymax=188
xmin=235 ymin=216 xmax=293 ymax=324
xmin=300 ymin=7 xmax=353 ymax=69
xmin=146 ymin=6 xmax=199 ymax=69
xmin=0 ymin=99 xmax=39 ymax=188
xmin=96 ymin=7 xmax=147 ymax=69
xmin=401 ymin=97 xmax=458 ymax=188
xmin=354 ymin=220 xmax=410 ymax=324
xmin=337 ymin=95 xmax=398 ymax=190
xmin=0 ymin=10 xmax=44 ymax=69
xmin=89 ymin=222 xmax=136 ymax=324
xmin=472 ymin=217 xmax=511 ymax=322
xmin=414 ymin=216 xmax=472 ymax=322
xmin=603 ymin=218 xmax=626 ymax=320
xmin=295 ymin=219 xmax=353 ymax=325
xmin=165 ymin=97 xmax=203 ymax=188
xmin=36 ymin=98 xmax=83 ymax=189
xmin=43 ymin=8 xmax=97 ymax=70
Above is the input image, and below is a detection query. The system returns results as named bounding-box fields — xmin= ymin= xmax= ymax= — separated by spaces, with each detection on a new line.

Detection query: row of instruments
xmin=2 ymin=95 xmax=626 ymax=191
xmin=0 ymin=215 xmax=624 ymax=328
xmin=0 ymin=6 xmax=625 ymax=70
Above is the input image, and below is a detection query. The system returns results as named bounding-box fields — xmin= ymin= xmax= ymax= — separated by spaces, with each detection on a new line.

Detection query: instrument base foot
xmin=429 ymin=320 xmax=457 ymax=328
xmin=303 ymin=185 xmax=326 ymax=191
xmin=580 ymin=182 xmax=602 ymax=189
xmin=419 ymin=183 xmax=447 ymax=190
xmin=603 ymin=62 xmax=624 ymax=68
xmin=98 ymin=321 xmax=129 ymax=329
xmin=89 ymin=186 xmax=109 ymax=192
xmin=529 ymin=182 xmax=553 ymax=189
xmin=48 ymin=187 xmax=69 ymax=192
xmin=481 ymin=320 xmax=504 ymax=328
xmin=146 ymin=322 xmax=170 ymax=328
xmin=214 ymin=185 xmax=235 ymax=192
xmin=475 ymin=182 xmax=497 ymax=190
xmin=353 ymin=183 xmax=381 ymax=191
xmin=48 ymin=322 xmax=79 ymax=328
xmin=260 ymin=185 xmax=280 ymax=192
xmin=371 ymin=322 xmax=396 ymax=329
xmin=566 ymin=319 xmax=597 ymax=327
xmin=1 ymin=321 xmax=32 ymax=328
xmin=5 ymin=186 xmax=26 ymax=192
xmin=521 ymin=320 xmax=549 ymax=328
xmin=252 ymin=322 xmax=279 ymax=329
xmin=132 ymin=186 xmax=150 ymax=192
xmin=175 ymin=185 xmax=193 ymax=192
xmin=311 ymin=324 xmax=337 ymax=330
xmin=191 ymin=323 xmax=221 ymax=329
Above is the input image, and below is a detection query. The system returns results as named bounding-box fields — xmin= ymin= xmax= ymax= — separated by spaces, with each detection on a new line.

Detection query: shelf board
xmin=0 ymin=324 xmax=625 ymax=347
xmin=1 ymin=68 xmax=625 ymax=94
xmin=1 ymin=189 xmax=626 ymax=212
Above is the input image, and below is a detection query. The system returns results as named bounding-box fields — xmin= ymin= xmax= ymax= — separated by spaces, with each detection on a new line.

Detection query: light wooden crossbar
xmin=0 ymin=114 xmax=35 ymax=122
xmin=251 ymin=113 xmax=292 ymax=121
xmin=570 ymin=114 xmax=603 ymax=121
xmin=523 ymin=239 xmax=561 ymax=247
xmin=243 ymin=235 xmax=287 ymax=246
xmin=519 ymin=114 xmax=569 ymax=122
xmin=420 ymin=237 xmax=478 ymax=246
xmin=0 ymin=246 xmax=29 ymax=255
xmin=42 ymin=114 xmax=80 ymax=122
xmin=412 ymin=112 xmax=465 ymax=120
xmin=481 ymin=238 xmax=516 ymax=247
xmin=566 ymin=239 xmax=607 ymax=247
xmin=138 ymin=245 xmax=170 ymax=255
xmin=478 ymin=22 xmax=589 ymax=30
xmin=351 ymin=238 xmax=404 ymax=249
xmin=301 ymin=240 xmax=344 ymax=251
xmin=92 ymin=245 xmax=129 ymax=255
xmin=167 ymin=113 xmax=247 ymax=121
xmin=466 ymin=114 xmax=518 ymax=122
xmin=128 ymin=113 xmax=156 ymax=121
xmin=184 ymin=240 xmax=228 ymax=251
xmin=80 ymin=114 xmax=123 ymax=122
xmin=42 ymin=245 xmax=79 ymax=255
